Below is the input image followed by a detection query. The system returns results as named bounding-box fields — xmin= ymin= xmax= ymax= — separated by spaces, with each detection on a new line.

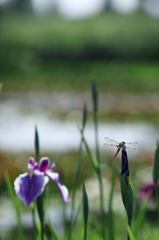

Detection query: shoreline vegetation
xmin=1 ymin=12 xmax=159 ymax=94
xmin=1 ymin=91 xmax=159 ymax=123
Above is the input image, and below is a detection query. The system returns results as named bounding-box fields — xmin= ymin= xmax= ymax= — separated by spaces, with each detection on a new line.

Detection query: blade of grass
xmin=133 ymin=197 xmax=149 ymax=237
xmin=91 ymin=80 xmax=100 ymax=163
xmin=69 ymin=103 xmax=87 ymax=240
xmin=127 ymin=226 xmax=136 ymax=240
xmin=91 ymin=81 xmax=106 ymax=239
xmin=71 ymin=199 xmax=82 ymax=230
xmin=48 ymin=219 xmax=59 ymax=240
xmin=108 ymin=163 xmax=115 ymax=240
xmin=30 ymin=202 xmax=37 ymax=240
xmin=82 ymin=183 xmax=89 ymax=240
xmin=4 ymin=171 xmax=23 ymax=240
xmin=82 ymin=135 xmax=106 ymax=239
xmin=120 ymin=175 xmax=133 ymax=240
xmin=35 ymin=127 xmax=45 ymax=240
xmin=82 ymin=135 xmax=99 ymax=174
xmin=35 ymin=125 xmax=40 ymax=162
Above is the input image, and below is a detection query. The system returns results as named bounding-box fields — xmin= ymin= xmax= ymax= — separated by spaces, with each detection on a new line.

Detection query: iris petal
xmin=28 ymin=157 xmax=35 ymax=171
xmin=56 ymin=181 xmax=70 ymax=203
xmin=46 ymin=171 xmax=69 ymax=202
xmin=39 ymin=157 xmax=50 ymax=173
xmin=14 ymin=171 xmax=49 ymax=206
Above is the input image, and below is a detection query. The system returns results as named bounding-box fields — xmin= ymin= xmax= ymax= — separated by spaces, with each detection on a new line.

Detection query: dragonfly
xmin=104 ymin=137 xmax=137 ymax=158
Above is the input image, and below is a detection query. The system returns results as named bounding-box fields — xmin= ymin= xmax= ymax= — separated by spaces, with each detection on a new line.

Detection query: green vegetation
xmin=2 ymin=81 xmax=159 ymax=240
xmin=1 ymin=12 xmax=159 ymax=93
xmin=1 ymin=12 xmax=159 ymax=50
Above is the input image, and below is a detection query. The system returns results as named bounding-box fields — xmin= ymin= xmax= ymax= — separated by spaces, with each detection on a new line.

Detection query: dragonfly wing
xmin=104 ymin=143 xmax=118 ymax=147
xmin=104 ymin=137 xmax=119 ymax=144
xmin=126 ymin=142 xmax=138 ymax=145
xmin=125 ymin=146 xmax=136 ymax=150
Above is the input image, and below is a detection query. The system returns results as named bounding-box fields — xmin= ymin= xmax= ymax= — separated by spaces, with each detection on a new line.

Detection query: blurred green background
xmin=1 ymin=1 xmax=159 ymax=238
xmin=0 ymin=0 xmax=159 ymax=94
xmin=0 ymin=0 xmax=159 ymax=197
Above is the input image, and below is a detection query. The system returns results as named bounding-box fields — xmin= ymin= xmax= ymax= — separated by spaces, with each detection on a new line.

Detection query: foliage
xmin=1 ymin=13 xmax=159 ymax=93
xmin=1 ymin=81 xmax=159 ymax=240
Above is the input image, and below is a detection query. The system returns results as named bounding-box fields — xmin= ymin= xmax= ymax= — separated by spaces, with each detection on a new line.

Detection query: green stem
xmin=127 ymin=220 xmax=131 ymax=240
xmin=31 ymin=204 xmax=36 ymax=240
xmin=69 ymin=140 xmax=83 ymax=240
xmin=98 ymin=173 xmax=106 ymax=240
xmin=36 ymin=194 xmax=44 ymax=240
xmin=94 ymin=111 xmax=100 ymax=163
xmin=84 ymin=223 xmax=87 ymax=240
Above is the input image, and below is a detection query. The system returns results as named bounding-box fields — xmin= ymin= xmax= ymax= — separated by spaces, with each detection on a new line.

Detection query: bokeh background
xmin=1 ymin=0 xmax=159 ymax=238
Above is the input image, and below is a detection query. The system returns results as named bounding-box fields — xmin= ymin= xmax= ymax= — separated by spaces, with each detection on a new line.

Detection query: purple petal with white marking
xmin=39 ymin=157 xmax=50 ymax=173
xmin=46 ymin=171 xmax=69 ymax=202
xmin=50 ymin=163 xmax=56 ymax=171
xmin=28 ymin=157 xmax=35 ymax=171
xmin=14 ymin=171 xmax=49 ymax=206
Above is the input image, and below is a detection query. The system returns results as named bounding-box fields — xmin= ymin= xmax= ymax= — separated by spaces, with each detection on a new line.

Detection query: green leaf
xmin=153 ymin=140 xmax=159 ymax=184
xmin=35 ymin=126 xmax=40 ymax=162
xmin=4 ymin=171 xmax=23 ymax=240
xmin=36 ymin=194 xmax=44 ymax=225
xmin=108 ymin=163 xmax=115 ymax=240
xmin=82 ymin=135 xmax=99 ymax=174
xmin=82 ymin=183 xmax=89 ymax=225
xmin=36 ymin=193 xmax=45 ymax=240
xmin=82 ymin=183 xmax=89 ymax=240
xmin=120 ymin=175 xmax=133 ymax=226
xmin=91 ymin=80 xmax=98 ymax=113
xmin=126 ymin=184 xmax=134 ymax=225
xmin=48 ymin=219 xmax=59 ymax=240
xmin=133 ymin=198 xmax=148 ymax=237
xmin=127 ymin=226 xmax=136 ymax=240
xmin=120 ymin=175 xmax=128 ymax=209
xmin=82 ymin=103 xmax=87 ymax=129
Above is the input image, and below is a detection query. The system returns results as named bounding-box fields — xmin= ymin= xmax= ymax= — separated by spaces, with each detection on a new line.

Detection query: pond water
xmin=0 ymin=92 xmax=158 ymax=154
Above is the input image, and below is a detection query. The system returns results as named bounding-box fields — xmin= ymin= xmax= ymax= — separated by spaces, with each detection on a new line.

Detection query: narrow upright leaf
xmin=91 ymin=80 xmax=100 ymax=163
xmin=4 ymin=172 xmax=23 ymax=240
xmin=82 ymin=103 xmax=87 ymax=130
xmin=133 ymin=198 xmax=148 ymax=237
xmin=48 ymin=219 xmax=59 ymax=240
xmin=120 ymin=175 xmax=133 ymax=227
xmin=83 ymin=183 xmax=89 ymax=225
xmin=36 ymin=194 xmax=44 ymax=227
xmin=35 ymin=126 xmax=40 ymax=162
xmin=34 ymin=127 xmax=44 ymax=240
xmin=82 ymin=135 xmax=99 ymax=174
xmin=108 ymin=163 xmax=115 ymax=240
xmin=91 ymin=80 xmax=98 ymax=112
xmin=120 ymin=175 xmax=128 ymax=209
xmin=153 ymin=140 xmax=159 ymax=184
xmin=83 ymin=183 xmax=89 ymax=240
xmin=127 ymin=226 xmax=136 ymax=240
xmin=126 ymin=184 xmax=134 ymax=226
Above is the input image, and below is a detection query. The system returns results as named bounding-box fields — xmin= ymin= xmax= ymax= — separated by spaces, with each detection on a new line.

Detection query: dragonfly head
xmin=122 ymin=141 xmax=125 ymax=144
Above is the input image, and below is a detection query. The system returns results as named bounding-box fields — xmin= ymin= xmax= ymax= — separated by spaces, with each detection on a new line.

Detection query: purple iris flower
xmin=14 ymin=157 xmax=69 ymax=206
xmin=139 ymin=181 xmax=158 ymax=202
xmin=121 ymin=145 xmax=129 ymax=177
